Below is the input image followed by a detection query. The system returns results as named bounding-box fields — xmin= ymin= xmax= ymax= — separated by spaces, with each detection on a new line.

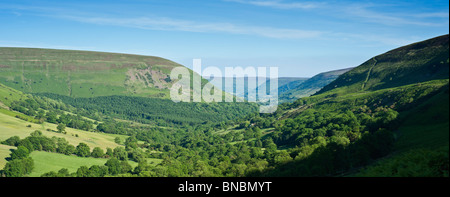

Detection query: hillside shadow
xmin=247 ymin=129 xmax=395 ymax=177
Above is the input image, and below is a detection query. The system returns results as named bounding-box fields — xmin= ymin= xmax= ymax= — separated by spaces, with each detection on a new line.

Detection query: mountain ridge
xmin=0 ymin=47 xmax=202 ymax=99
xmin=316 ymin=34 xmax=449 ymax=95
xmin=279 ymin=67 xmax=353 ymax=102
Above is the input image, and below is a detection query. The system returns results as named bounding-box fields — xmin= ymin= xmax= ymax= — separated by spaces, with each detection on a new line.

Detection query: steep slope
xmin=279 ymin=68 xmax=352 ymax=103
xmin=0 ymin=47 xmax=202 ymax=98
xmin=0 ymin=82 xmax=29 ymax=108
xmin=316 ymin=34 xmax=449 ymax=95
xmin=254 ymin=34 xmax=449 ymax=177
xmin=356 ymin=84 xmax=449 ymax=177
xmin=394 ymin=83 xmax=449 ymax=151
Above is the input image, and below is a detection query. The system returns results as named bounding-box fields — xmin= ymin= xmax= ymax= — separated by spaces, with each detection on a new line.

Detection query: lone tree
xmin=91 ymin=147 xmax=105 ymax=158
xmin=57 ymin=123 xmax=66 ymax=133
xmin=114 ymin=137 xmax=121 ymax=144
xmin=75 ymin=143 xmax=91 ymax=157
xmin=105 ymin=158 xmax=121 ymax=175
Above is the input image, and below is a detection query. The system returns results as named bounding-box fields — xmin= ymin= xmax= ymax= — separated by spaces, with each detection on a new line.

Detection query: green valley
xmin=0 ymin=34 xmax=448 ymax=178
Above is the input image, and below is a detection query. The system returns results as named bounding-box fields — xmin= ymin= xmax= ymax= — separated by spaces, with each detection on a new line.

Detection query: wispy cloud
xmin=345 ymin=4 xmax=448 ymax=27
xmin=224 ymin=0 xmax=321 ymax=9
xmin=0 ymin=3 xmax=323 ymax=39
xmin=225 ymin=1 xmax=448 ymax=27
xmin=63 ymin=15 xmax=323 ymax=39
xmin=414 ymin=12 xmax=449 ymax=19
xmin=330 ymin=32 xmax=421 ymax=47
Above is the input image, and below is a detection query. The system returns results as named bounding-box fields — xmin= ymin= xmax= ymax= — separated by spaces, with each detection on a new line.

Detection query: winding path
xmin=361 ymin=57 xmax=377 ymax=90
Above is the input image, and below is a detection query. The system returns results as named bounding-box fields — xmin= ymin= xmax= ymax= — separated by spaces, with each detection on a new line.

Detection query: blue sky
xmin=0 ymin=0 xmax=448 ymax=77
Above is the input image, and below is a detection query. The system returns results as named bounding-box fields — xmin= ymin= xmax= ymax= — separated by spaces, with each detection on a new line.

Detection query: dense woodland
xmin=35 ymin=93 xmax=258 ymax=127
xmin=1 ymin=79 xmax=447 ymax=177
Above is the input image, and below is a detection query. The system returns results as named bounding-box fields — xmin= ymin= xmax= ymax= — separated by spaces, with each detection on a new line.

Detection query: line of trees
xmin=2 ymin=146 xmax=34 ymax=177
xmin=1 ymin=130 xmax=153 ymax=177
xmin=9 ymin=97 xmax=95 ymax=131
xmin=41 ymin=157 xmax=137 ymax=177
xmin=1 ymin=130 xmax=98 ymax=157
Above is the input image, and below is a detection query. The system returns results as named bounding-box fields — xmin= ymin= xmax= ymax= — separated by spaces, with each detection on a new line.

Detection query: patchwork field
xmin=0 ymin=110 xmax=123 ymax=151
xmin=0 ymin=103 xmax=163 ymax=176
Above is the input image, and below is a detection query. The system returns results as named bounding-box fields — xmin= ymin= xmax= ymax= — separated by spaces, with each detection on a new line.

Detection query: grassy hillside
xmin=316 ymin=35 xmax=449 ymax=95
xmin=0 ymin=82 xmax=125 ymax=150
xmin=251 ymin=35 xmax=449 ymax=177
xmin=256 ymin=78 xmax=448 ymax=176
xmin=0 ymin=112 xmax=123 ymax=150
xmin=0 ymin=107 xmax=126 ymax=171
xmin=0 ymin=83 xmax=29 ymax=107
xmin=0 ymin=48 xmax=257 ymax=126
xmin=355 ymin=84 xmax=449 ymax=176
xmin=279 ymin=68 xmax=352 ymax=103
xmin=0 ymin=47 xmax=203 ymax=98
xmin=394 ymin=84 xmax=449 ymax=151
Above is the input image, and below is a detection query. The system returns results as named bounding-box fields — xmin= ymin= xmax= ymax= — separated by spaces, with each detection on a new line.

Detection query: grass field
xmin=28 ymin=151 xmax=162 ymax=177
xmin=0 ymin=144 xmax=15 ymax=169
xmin=0 ymin=110 xmax=124 ymax=150
xmin=29 ymin=151 xmax=109 ymax=177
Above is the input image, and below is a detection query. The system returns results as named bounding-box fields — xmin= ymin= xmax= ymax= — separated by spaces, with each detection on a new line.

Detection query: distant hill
xmin=0 ymin=47 xmax=206 ymax=98
xmin=254 ymin=77 xmax=309 ymax=99
xmin=205 ymin=77 xmax=309 ymax=101
xmin=316 ymin=34 xmax=449 ymax=95
xmin=279 ymin=68 xmax=352 ymax=103
xmin=205 ymin=69 xmax=351 ymax=103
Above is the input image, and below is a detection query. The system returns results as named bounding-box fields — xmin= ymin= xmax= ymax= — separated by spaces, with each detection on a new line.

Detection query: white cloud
xmin=224 ymin=0 xmax=320 ymax=9
xmin=64 ymin=15 xmax=323 ymax=39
